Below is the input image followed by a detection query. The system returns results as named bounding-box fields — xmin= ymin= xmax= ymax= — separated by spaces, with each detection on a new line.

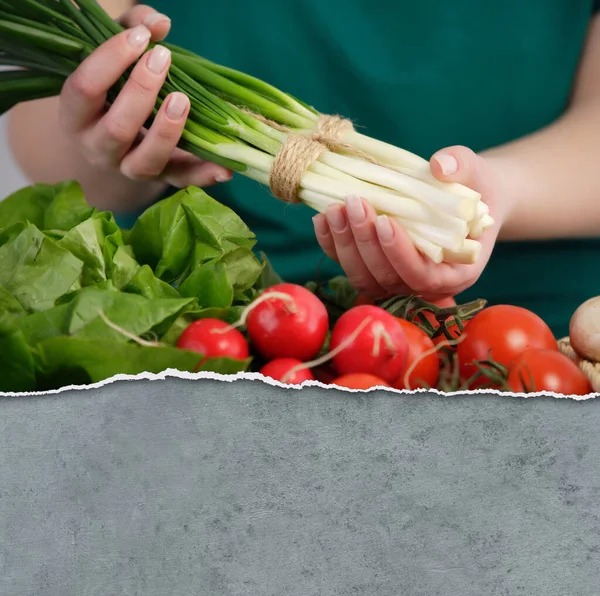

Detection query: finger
xmin=429 ymin=145 xmax=487 ymax=192
xmin=118 ymin=5 xmax=172 ymax=41
xmin=86 ymin=44 xmax=172 ymax=168
xmin=119 ymin=92 xmax=190 ymax=180
xmin=344 ymin=195 xmax=409 ymax=294
xmin=374 ymin=215 xmax=445 ymax=296
xmin=162 ymin=153 xmax=233 ymax=188
xmin=60 ymin=25 xmax=152 ymax=134
xmin=313 ymin=214 xmax=339 ymax=262
xmin=325 ymin=204 xmax=385 ymax=297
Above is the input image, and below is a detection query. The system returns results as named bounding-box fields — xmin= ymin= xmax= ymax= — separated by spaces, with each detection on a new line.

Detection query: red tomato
xmin=432 ymin=318 xmax=467 ymax=367
xmin=330 ymin=305 xmax=409 ymax=384
xmin=457 ymin=305 xmax=557 ymax=383
xmin=393 ymin=319 xmax=439 ymax=390
xmin=407 ymin=297 xmax=456 ymax=329
xmin=432 ymin=318 xmax=465 ymax=346
xmin=246 ymin=283 xmax=329 ymax=361
xmin=507 ymin=349 xmax=592 ymax=395
xmin=260 ymin=358 xmax=315 ymax=385
xmin=177 ymin=319 xmax=249 ymax=366
xmin=417 ymin=310 xmax=438 ymax=328
xmin=332 ymin=373 xmax=390 ymax=389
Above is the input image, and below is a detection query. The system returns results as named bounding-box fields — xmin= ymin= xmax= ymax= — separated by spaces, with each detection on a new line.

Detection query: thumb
xmin=117 ymin=5 xmax=172 ymax=42
xmin=429 ymin=145 xmax=488 ymax=194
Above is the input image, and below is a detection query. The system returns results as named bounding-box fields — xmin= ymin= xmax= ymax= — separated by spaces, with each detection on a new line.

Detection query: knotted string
xmin=268 ymin=114 xmax=355 ymax=203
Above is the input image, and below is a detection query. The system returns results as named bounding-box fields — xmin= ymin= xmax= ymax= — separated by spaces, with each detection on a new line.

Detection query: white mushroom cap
xmin=570 ymin=297 xmax=600 ymax=362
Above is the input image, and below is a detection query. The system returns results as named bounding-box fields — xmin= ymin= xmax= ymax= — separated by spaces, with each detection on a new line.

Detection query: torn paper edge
xmin=0 ymin=369 xmax=597 ymax=401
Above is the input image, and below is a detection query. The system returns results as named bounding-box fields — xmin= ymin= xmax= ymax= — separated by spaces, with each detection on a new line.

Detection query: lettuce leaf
xmin=129 ymin=186 xmax=263 ymax=304
xmin=0 ymin=310 xmax=37 ymax=392
xmin=0 ymin=222 xmax=83 ymax=312
xmin=0 ymin=182 xmax=285 ymax=392
xmin=0 ymin=180 xmax=94 ymax=234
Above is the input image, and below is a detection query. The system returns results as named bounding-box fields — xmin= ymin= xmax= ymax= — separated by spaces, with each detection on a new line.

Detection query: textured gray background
xmin=0 ymin=379 xmax=599 ymax=596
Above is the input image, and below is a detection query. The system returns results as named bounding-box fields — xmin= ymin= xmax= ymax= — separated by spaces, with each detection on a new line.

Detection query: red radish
xmin=246 ymin=283 xmax=329 ymax=361
xmin=329 ymin=305 xmax=409 ymax=384
xmin=261 ymin=316 xmax=375 ymax=385
xmin=177 ymin=318 xmax=249 ymax=365
xmin=260 ymin=358 xmax=315 ymax=384
xmin=333 ymin=373 xmax=390 ymax=389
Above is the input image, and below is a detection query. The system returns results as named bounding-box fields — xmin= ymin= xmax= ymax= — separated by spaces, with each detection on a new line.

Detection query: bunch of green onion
xmin=0 ymin=0 xmax=494 ymax=264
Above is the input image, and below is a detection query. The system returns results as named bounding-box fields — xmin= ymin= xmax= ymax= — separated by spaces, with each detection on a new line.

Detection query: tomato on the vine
xmin=457 ymin=305 xmax=557 ymax=384
xmin=393 ymin=319 xmax=439 ymax=390
xmin=432 ymin=318 xmax=465 ymax=347
xmin=406 ymin=296 xmax=458 ymax=333
xmin=507 ymin=349 xmax=591 ymax=395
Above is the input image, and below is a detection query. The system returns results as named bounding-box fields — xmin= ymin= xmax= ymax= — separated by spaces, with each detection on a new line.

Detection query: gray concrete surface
xmin=0 ymin=380 xmax=599 ymax=596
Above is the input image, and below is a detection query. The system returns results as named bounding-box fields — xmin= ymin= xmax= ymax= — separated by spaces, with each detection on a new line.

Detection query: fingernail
xmin=128 ymin=25 xmax=151 ymax=47
xmin=143 ymin=13 xmax=171 ymax=27
xmin=345 ymin=195 xmax=365 ymax=224
xmin=215 ymin=172 xmax=232 ymax=183
xmin=166 ymin=93 xmax=188 ymax=120
xmin=376 ymin=215 xmax=394 ymax=243
xmin=147 ymin=45 xmax=170 ymax=74
xmin=326 ymin=206 xmax=347 ymax=233
xmin=312 ymin=215 xmax=329 ymax=236
xmin=435 ymin=153 xmax=459 ymax=176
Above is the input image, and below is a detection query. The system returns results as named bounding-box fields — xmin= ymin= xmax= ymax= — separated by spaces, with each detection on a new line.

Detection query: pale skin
xmin=7 ymin=4 xmax=600 ymax=299
xmin=7 ymin=0 xmax=233 ymax=214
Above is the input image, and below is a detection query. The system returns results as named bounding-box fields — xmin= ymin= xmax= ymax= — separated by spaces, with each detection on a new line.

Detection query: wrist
xmin=479 ymin=150 xmax=520 ymax=232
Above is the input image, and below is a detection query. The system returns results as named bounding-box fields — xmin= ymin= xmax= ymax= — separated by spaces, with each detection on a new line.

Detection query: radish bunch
xmin=177 ymin=283 xmax=415 ymax=388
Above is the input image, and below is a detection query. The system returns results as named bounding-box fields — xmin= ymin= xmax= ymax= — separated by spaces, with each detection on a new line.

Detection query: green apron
xmin=133 ymin=0 xmax=600 ymax=337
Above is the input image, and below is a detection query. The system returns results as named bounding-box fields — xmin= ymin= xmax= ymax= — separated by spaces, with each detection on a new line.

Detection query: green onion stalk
xmin=0 ymin=0 xmax=493 ymax=264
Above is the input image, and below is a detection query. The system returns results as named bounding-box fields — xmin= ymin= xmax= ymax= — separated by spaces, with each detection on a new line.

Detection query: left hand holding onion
xmin=313 ymin=145 xmax=503 ymax=301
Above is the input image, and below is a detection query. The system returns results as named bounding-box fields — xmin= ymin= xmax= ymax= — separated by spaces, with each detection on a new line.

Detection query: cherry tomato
xmin=393 ymin=319 xmax=439 ymax=390
xmin=260 ymin=358 xmax=315 ymax=385
xmin=507 ymin=348 xmax=592 ymax=395
xmin=457 ymin=305 xmax=557 ymax=384
xmin=432 ymin=319 xmax=467 ymax=369
xmin=177 ymin=318 xmax=249 ymax=366
xmin=432 ymin=318 xmax=465 ymax=347
xmin=246 ymin=283 xmax=329 ymax=361
xmin=330 ymin=305 xmax=409 ymax=384
xmin=332 ymin=373 xmax=390 ymax=389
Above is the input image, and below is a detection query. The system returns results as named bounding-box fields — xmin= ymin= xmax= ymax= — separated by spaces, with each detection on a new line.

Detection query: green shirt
xmin=134 ymin=0 xmax=600 ymax=337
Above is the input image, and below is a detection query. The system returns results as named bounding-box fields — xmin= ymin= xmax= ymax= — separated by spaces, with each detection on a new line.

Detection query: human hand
xmin=58 ymin=5 xmax=232 ymax=188
xmin=312 ymin=146 xmax=506 ymax=301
